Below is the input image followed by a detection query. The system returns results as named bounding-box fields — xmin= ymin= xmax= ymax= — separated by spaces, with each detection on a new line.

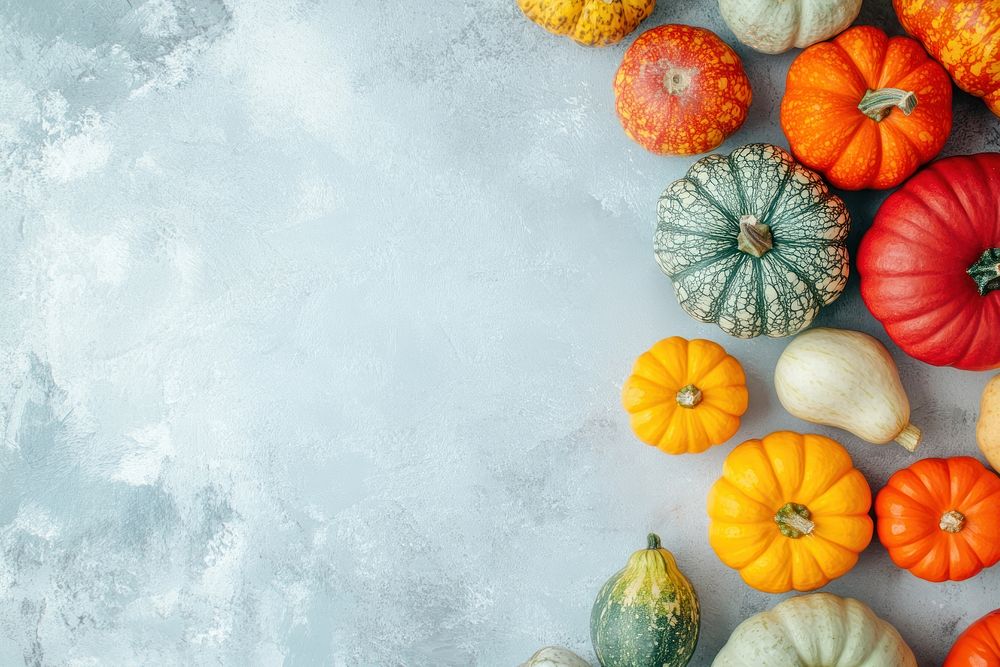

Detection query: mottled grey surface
xmin=0 ymin=0 xmax=996 ymax=665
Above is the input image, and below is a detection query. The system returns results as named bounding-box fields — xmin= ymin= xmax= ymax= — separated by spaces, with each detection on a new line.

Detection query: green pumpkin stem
xmin=647 ymin=533 xmax=661 ymax=550
xmin=774 ymin=503 xmax=815 ymax=539
xmin=675 ymin=384 xmax=703 ymax=408
xmin=968 ymin=248 xmax=1000 ymax=296
xmin=737 ymin=215 xmax=773 ymax=258
xmin=858 ymin=87 xmax=918 ymax=122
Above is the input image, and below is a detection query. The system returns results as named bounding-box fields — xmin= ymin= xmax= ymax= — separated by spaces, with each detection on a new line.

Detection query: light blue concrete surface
xmin=0 ymin=1 xmax=996 ymax=665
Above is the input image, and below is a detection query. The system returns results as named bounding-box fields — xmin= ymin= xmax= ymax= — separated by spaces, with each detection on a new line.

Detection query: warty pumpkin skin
xmin=713 ymin=593 xmax=917 ymax=667
xmin=945 ymin=610 xmax=1000 ymax=667
xmin=876 ymin=457 xmax=1000 ymax=582
xmin=622 ymin=337 xmax=748 ymax=455
xmin=614 ymin=25 xmax=752 ymax=155
xmin=656 ymin=144 xmax=850 ymax=339
xmin=895 ymin=0 xmax=1000 ymax=116
xmin=781 ymin=25 xmax=953 ymax=190
xmin=720 ymin=0 xmax=862 ymax=54
xmin=517 ymin=0 xmax=655 ymax=47
xmin=857 ymin=153 xmax=1000 ymax=371
xmin=706 ymin=431 xmax=873 ymax=594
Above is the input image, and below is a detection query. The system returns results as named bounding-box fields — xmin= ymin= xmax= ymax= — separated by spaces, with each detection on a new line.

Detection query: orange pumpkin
xmin=876 ymin=457 xmax=1000 ymax=582
xmin=780 ymin=25 xmax=953 ymax=190
xmin=895 ymin=0 xmax=1000 ymax=117
xmin=614 ymin=25 xmax=752 ymax=155
xmin=945 ymin=610 xmax=1000 ymax=666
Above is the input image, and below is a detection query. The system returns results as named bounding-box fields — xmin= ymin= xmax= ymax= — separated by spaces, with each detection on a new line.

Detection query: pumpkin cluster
xmin=515 ymin=1 xmax=1000 ymax=665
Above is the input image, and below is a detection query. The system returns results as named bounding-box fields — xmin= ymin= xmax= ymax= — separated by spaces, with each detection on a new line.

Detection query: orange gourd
xmin=876 ymin=457 xmax=1000 ymax=582
xmin=614 ymin=25 xmax=752 ymax=155
xmin=946 ymin=610 xmax=1000 ymax=666
xmin=621 ymin=337 xmax=748 ymax=455
xmin=895 ymin=0 xmax=1000 ymax=117
xmin=780 ymin=25 xmax=953 ymax=190
xmin=517 ymin=0 xmax=655 ymax=47
xmin=706 ymin=432 xmax=874 ymax=594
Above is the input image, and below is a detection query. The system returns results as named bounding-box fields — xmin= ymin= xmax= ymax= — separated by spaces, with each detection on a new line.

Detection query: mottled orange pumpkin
xmin=781 ymin=25 xmax=953 ymax=190
xmin=517 ymin=0 xmax=655 ymax=47
xmin=614 ymin=25 xmax=752 ymax=155
xmin=895 ymin=0 xmax=1000 ymax=117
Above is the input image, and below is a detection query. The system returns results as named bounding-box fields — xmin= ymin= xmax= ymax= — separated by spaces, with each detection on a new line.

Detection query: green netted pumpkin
xmin=591 ymin=533 xmax=699 ymax=667
xmin=655 ymin=144 xmax=851 ymax=339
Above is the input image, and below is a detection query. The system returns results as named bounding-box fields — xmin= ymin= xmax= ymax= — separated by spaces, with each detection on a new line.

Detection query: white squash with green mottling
xmin=713 ymin=593 xmax=916 ymax=666
xmin=519 ymin=647 xmax=591 ymax=667
xmin=719 ymin=0 xmax=861 ymax=54
xmin=774 ymin=327 xmax=922 ymax=451
xmin=656 ymin=144 xmax=850 ymax=339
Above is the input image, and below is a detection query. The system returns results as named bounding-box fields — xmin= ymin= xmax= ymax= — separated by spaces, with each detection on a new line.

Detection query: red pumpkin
xmin=857 ymin=153 xmax=1000 ymax=370
xmin=945 ymin=610 xmax=1000 ymax=666
xmin=613 ymin=24 xmax=752 ymax=155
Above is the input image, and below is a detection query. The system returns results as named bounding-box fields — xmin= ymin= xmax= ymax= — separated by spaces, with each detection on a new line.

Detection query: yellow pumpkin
xmin=622 ymin=337 xmax=748 ymax=455
xmin=517 ymin=0 xmax=655 ymax=47
xmin=707 ymin=431 xmax=873 ymax=593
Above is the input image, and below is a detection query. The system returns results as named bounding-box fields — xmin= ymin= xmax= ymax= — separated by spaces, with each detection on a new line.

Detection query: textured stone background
xmin=0 ymin=0 xmax=996 ymax=665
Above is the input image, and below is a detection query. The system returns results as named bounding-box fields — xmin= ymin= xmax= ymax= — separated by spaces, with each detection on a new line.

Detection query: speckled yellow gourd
xmin=517 ymin=0 xmax=655 ymax=46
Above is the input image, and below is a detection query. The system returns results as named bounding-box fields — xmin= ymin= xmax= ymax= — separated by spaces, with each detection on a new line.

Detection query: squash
xmin=517 ymin=0 xmax=655 ymax=47
xmin=945 ymin=610 xmax=1000 ymax=666
xmin=614 ymin=25 xmax=752 ymax=155
xmin=857 ymin=153 xmax=1000 ymax=371
xmin=780 ymin=25 xmax=953 ymax=190
xmin=621 ymin=337 xmax=748 ymax=455
xmin=875 ymin=457 xmax=1000 ymax=582
xmin=979 ymin=375 xmax=1000 ymax=470
xmin=719 ymin=0 xmax=862 ymax=54
xmin=519 ymin=647 xmax=591 ymax=667
xmin=655 ymin=144 xmax=850 ymax=339
xmin=894 ymin=0 xmax=1000 ymax=116
xmin=706 ymin=431 xmax=873 ymax=594
xmin=774 ymin=328 xmax=922 ymax=451
xmin=591 ymin=533 xmax=699 ymax=667
xmin=713 ymin=593 xmax=917 ymax=666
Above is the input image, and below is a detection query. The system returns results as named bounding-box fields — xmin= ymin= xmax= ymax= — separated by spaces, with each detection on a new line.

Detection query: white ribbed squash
xmin=719 ymin=0 xmax=862 ymax=54
xmin=774 ymin=328 xmax=921 ymax=451
xmin=519 ymin=647 xmax=590 ymax=667
xmin=713 ymin=594 xmax=916 ymax=667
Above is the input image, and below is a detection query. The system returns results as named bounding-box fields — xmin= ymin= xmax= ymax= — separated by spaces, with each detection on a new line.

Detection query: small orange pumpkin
xmin=621 ymin=337 xmax=747 ymax=455
xmin=781 ymin=25 xmax=953 ymax=190
xmin=876 ymin=457 xmax=1000 ymax=582
xmin=517 ymin=0 xmax=655 ymax=47
xmin=614 ymin=25 xmax=752 ymax=155
xmin=945 ymin=609 xmax=1000 ymax=666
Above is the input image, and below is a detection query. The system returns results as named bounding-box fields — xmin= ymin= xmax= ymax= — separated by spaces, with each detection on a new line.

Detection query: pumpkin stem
xmin=894 ymin=424 xmax=921 ymax=452
xmin=968 ymin=248 xmax=1000 ymax=296
xmin=774 ymin=503 xmax=815 ymax=539
xmin=662 ymin=65 xmax=693 ymax=96
xmin=737 ymin=215 xmax=773 ymax=258
xmin=676 ymin=384 xmax=703 ymax=408
xmin=858 ymin=87 xmax=918 ymax=122
xmin=647 ymin=533 xmax=662 ymax=550
xmin=940 ymin=510 xmax=966 ymax=534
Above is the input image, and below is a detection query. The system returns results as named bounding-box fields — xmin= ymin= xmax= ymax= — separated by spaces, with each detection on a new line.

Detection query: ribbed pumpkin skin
xmin=720 ymin=0 xmax=862 ymax=54
xmin=713 ymin=594 xmax=917 ymax=667
xmin=781 ymin=26 xmax=953 ymax=190
xmin=656 ymin=144 xmax=850 ymax=339
xmin=895 ymin=0 xmax=1000 ymax=116
xmin=622 ymin=337 xmax=748 ymax=454
xmin=857 ymin=153 xmax=1000 ymax=371
xmin=945 ymin=610 xmax=1000 ymax=666
xmin=614 ymin=25 xmax=752 ymax=155
xmin=591 ymin=535 xmax=699 ymax=667
xmin=518 ymin=0 xmax=655 ymax=47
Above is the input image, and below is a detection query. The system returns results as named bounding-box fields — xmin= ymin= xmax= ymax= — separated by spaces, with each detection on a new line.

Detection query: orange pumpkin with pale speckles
xmin=895 ymin=0 xmax=1000 ymax=117
xmin=517 ymin=0 xmax=655 ymax=47
xmin=780 ymin=26 xmax=953 ymax=191
xmin=614 ymin=25 xmax=752 ymax=156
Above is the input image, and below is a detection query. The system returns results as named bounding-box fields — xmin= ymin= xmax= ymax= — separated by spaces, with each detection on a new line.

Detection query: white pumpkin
xmin=519 ymin=646 xmax=591 ymax=667
xmin=719 ymin=0 xmax=862 ymax=54
xmin=713 ymin=594 xmax=916 ymax=667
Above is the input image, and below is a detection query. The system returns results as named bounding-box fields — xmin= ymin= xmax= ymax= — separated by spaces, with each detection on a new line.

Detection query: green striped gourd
xmin=590 ymin=533 xmax=699 ymax=667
